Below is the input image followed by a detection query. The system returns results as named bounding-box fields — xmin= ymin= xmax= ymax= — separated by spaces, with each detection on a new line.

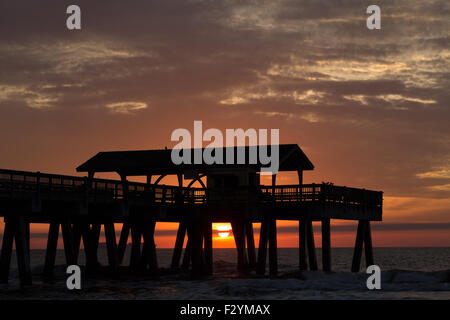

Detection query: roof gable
xmin=76 ymin=144 xmax=314 ymax=175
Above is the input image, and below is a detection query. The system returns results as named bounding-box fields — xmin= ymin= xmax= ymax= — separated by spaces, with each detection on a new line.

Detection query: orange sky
xmin=0 ymin=1 xmax=449 ymax=249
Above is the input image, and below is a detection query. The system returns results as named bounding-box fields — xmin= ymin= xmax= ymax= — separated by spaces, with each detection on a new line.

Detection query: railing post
xmin=36 ymin=171 xmax=40 ymax=194
xmin=83 ymin=177 xmax=89 ymax=210
xmin=93 ymin=181 xmax=97 ymax=202
xmin=124 ymin=180 xmax=129 ymax=202
xmin=343 ymin=186 xmax=347 ymax=206
xmin=49 ymin=175 xmax=52 ymax=200
xmin=271 ymin=174 xmax=276 ymax=201
xmin=33 ymin=172 xmax=41 ymax=212
xmin=362 ymin=189 xmax=366 ymax=213
xmin=320 ymin=183 xmax=325 ymax=203
xmin=162 ymin=187 xmax=166 ymax=203
xmin=87 ymin=172 xmax=94 ymax=204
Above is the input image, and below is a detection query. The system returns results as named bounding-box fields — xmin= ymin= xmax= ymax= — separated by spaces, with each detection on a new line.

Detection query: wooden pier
xmin=0 ymin=145 xmax=382 ymax=285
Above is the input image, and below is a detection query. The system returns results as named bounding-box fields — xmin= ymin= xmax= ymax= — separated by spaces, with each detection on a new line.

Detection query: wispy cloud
xmin=427 ymin=184 xmax=450 ymax=192
xmin=254 ymin=110 xmax=321 ymax=123
xmin=417 ymin=169 xmax=450 ymax=179
xmin=220 ymin=89 xmax=326 ymax=105
xmin=0 ymin=85 xmax=59 ymax=109
xmin=105 ymin=101 xmax=148 ymax=114
xmin=377 ymin=94 xmax=436 ymax=105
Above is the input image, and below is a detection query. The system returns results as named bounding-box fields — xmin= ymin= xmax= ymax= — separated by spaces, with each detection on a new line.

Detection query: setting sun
xmin=213 ymin=223 xmax=233 ymax=239
xmin=218 ymin=232 xmax=230 ymax=238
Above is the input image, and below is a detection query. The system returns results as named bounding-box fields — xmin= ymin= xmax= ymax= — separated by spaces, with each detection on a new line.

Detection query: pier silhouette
xmin=0 ymin=144 xmax=382 ymax=285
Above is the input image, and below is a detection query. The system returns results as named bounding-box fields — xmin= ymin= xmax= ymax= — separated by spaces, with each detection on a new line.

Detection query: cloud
xmin=427 ymin=184 xmax=450 ymax=192
xmin=220 ymin=96 xmax=250 ymax=105
xmin=220 ymin=89 xmax=326 ymax=105
xmin=254 ymin=110 xmax=321 ymax=123
xmin=417 ymin=169 xmax=450 ymax=179
xmin=343 ymin=95 xmax=369 ymax=105
xmin=377 ymin=94 xmax=436 ymax=105
xmin=105 ymin=101 xmax=148 ymax=114
xmin=0 ymin=85 xmax=59 ymax=109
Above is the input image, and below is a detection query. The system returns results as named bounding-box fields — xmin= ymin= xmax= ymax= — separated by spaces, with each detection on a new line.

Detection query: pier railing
xmin=0 ymin=169 xmax=381 ymax=210
xmin=259 ymin=184 xmax=382 ymax=208
xmin=0 ymin=169 xmax=207 ymax=206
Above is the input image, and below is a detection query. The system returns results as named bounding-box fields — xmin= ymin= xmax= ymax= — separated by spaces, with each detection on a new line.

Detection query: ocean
xmin=0 ymin=247 xmax=449 ymax=300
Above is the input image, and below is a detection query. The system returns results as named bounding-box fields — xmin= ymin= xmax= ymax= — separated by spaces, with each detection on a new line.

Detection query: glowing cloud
xmin=105 ymin=101 xmax=148 ymax=114
xmin=417 ymin=169 xmax=450 ymax=179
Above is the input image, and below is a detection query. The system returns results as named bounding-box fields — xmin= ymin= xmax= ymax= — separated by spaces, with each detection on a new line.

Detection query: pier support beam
xmin=351 ymin=220 xmax=375 ymax=272
xmin=90 ymin=223 xmax=101 ymax=262
xmin=268 ymin=218 xmax=278 ymax=277
xmin=298 ymin=219 xmax=307 ymax=271
xmin=321 ymin=219 xmax=331 ymax=272
xmin=0 ymin=218 xmax=15 ymax=283
xmin=256 ymin=217 xmax=278 ymax=276
xmin=61 ymin=221 xmax=77 ymax=266
xmin=104 ymin=222 xmax=119 ymax=274
xmin=351 ymin=220 xmax=367 ymax=272
xmin=256 ymin=219 xmax=269 ymax=275
xmin=186 ymin=222 xmax=205 ymax=278
xmin=179 ymin=218 xmax=211 ymax=276
xmin=25 ymin=221 xmax=30 ymax=260
xmin=15 ymin=216 xmax=32 ymax=286
xmin=171 ymin=222 xmax=187 ymax=268
xmin=72 ymin=223 xmax=82 ymax=262
xmin=117 ymin=222 xmax=130 ymax=264
xmin=306 ymin=219 xmax=318 ymax=271
xmin=364 ymin=221 xmax=374 ymax=267
xmin=140 ymin=221 xmax=158 ymax=272
xmin=84 ymin=223 xmax=101 ymax=273
xmin=149 ymin=222 xmax=158 ymax=270
xmin=43 ymin=221 xmax=60 ymax=279
xmin=232 ymin=220 xmax=249 ymax=275
xmin=129 ymin=224 xmax=141 ymax=271
xmin=0 ymin=217 xmax=32 ymax=286
xmin=203 ymin=221 xmax=213 ymax=275
xmin=246 ymin=222 xmax=256 ymax=270
xmin=181 ymin=237 xmax=191 ymax=270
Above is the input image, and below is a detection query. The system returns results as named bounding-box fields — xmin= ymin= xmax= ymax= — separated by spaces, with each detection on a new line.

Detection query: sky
xmin=0 ymin=0 xmax=449 ymax=248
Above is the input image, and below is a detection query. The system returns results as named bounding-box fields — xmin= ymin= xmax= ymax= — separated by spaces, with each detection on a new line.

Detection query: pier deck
xmin=0 ymin=169 xmax=382 ymax=221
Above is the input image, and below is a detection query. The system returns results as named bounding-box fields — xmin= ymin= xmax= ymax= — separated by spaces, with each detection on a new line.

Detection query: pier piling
xmin=321 ymin=218 xmax=331 ymax=272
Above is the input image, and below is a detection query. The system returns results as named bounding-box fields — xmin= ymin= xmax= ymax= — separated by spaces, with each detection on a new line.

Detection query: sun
xmin=213 ymin=223 xmax=232 ymax=239
xmin=218 ymin=232 xmax=230 ymax=238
